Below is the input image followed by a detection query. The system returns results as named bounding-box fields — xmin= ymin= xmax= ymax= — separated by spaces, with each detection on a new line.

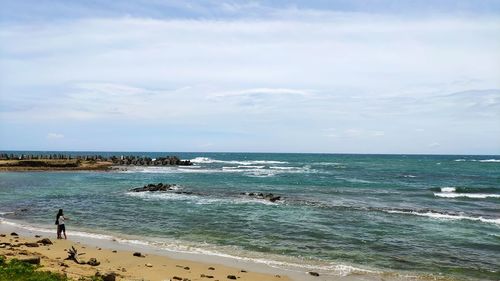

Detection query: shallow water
xmin=0 ymin=152 xmax=499 ymax=280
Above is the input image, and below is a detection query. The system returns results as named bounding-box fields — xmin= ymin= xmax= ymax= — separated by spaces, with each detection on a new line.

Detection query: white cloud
xmin=46 ymin=133 xmax=64 ymax=139
xmin=428 ymin=142 xmax=441 ymax=148
xmin=0 ymin=12 xmax=499 ymax=153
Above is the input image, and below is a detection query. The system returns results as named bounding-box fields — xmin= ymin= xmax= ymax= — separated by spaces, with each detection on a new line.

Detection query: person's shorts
xmin=58 ymin=224 xmax=66 ymax=232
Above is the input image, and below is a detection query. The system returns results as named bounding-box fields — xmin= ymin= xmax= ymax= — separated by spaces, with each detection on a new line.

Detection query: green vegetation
xmin=0 ymin=256 xmax=101 ymax=281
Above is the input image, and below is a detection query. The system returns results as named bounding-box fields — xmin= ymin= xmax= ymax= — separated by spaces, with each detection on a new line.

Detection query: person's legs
xmin=57 ymin=225 xmax=61 ymax=239
xmin=61 ymin=224 xmax=67 ymax=239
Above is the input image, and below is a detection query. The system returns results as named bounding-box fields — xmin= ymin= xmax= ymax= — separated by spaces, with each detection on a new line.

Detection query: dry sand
xmin=0 ymin=232 xmax=290 ymax=281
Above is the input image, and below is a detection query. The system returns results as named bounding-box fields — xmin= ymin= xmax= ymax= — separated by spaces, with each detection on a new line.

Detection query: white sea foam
xmin=478 ymin=159 xmax=500 ymax=163
xmin=125 ymin=192 xmax=280 ymax=206
xmin=0 ymin=219 xmax=116 ymax=240
xmin=385 ymin=210 xmax=500 ymax=225
xmin=190 ymin=157 xmax=288 ymax=165
xmin=403 ymin=175 xmax=417 ymax=178
xmin=336 ymin=177 xmax=374 ymax=184
xmin=312 ymin=162 xmax=343 ymax=166
xmin=440 ymin=187 xmax=456 ymax=193
xmin=434 ymin=192 xmax=500 ymax=199
xmin=269 ymin=166 xmax=295 ymax=170
xmin=453 ymin=158 xmax=500 ymax=163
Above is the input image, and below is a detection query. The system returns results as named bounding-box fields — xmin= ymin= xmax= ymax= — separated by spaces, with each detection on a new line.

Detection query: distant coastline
xmin=0 ymin=153 xmax=192 ymax=171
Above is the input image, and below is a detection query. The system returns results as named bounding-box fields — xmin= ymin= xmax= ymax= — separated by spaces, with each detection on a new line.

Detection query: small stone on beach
xmin=308 ymin=271 xmax=320 ymax=277
xmin=208 ymin=267 xmax=215 ymax=270
xmin=133 ymin=252 xmax=143 ymax=257
xmin=145 ymin=263 xmax=153 ymax=267
xmin=87 ymin=258 xmax=101 ymax=266
xmin=227 ymin=275 xmax=237 ymax=280
xmin=37 ymin=238 xmax=53 ymax=245
xmin=10 ymin=232 xmax=18 ymax=236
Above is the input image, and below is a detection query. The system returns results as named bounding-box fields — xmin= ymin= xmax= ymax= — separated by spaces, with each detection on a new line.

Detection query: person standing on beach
xmin=55 ymin=209 xmax=68 ymax=239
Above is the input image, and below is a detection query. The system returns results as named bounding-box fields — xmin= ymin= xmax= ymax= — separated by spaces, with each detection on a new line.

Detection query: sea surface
xmin=0 ymin=152 xmax=499 ymax=280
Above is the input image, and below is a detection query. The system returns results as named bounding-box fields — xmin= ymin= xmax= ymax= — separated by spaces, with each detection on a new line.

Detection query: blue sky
xmin=0 ymin=0 xmax=499 ymax=154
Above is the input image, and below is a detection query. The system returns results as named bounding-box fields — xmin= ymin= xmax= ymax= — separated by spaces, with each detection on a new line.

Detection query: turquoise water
xmin=0 ymin=152 xmax=499 ymax=280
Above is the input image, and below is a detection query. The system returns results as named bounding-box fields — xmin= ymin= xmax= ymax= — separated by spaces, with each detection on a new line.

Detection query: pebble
xmin=145 ymin=263 xmax=153 ymax=267
xmin=308 ymin=271 xmax=320 ymax=277
xmin=227 ymin=275 xmax=237 ymax=280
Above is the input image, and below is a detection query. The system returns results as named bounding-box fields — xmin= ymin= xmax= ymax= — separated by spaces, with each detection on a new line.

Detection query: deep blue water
xmin=0 ymin=152 xmax=499 ymax=280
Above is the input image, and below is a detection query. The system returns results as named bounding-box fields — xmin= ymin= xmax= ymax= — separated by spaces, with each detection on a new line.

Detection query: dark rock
xmin=133 ymin=252 xmax=143 ymax=257
xmin=87 ymin=258 xmax=100 ymax=266
xmin=208 ymin=267 xmax=215 ymax=270
xmin=34 ymin=235 xmax=41 ymax=238
xmin=227 ymin=275 xmax=237 ymax=280
xmin=10 ymin=232 xmax=18 ymax=236
xmin=96 ymin=271 xmax=116 ymax=281
xmin=243 ymin=192 xmax=281 ymax=202
xmin=0 ymin=234 xmax=5 ymax=237
xmin=173 ymin=277 xmax=182 ymax=280
xmin=37 ymin=238 xmax=53 ymax=245
xmin=24 ymin=242 xmax=39 ymax=247
xmin=130 ymin=183 xmax=178 ymax=192
xmin=201 ymin=274 xmax=214 ymax=278
xmin=240 ymin=270 xmax=247 ymax=273
xmin=308 ymin=271 xmax=320 ymax=277
xmin=184 ymin=266 xmax=190 ymax=270
xmin=19 ymin=256 xmax=41 ymax=265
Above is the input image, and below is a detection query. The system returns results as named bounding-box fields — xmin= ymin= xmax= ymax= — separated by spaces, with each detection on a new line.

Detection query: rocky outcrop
xmin=130 ymin=183 xmax=178 ymax=192
xmin=0 ymin=154 xmax=192 ymax=166
xmin=241 ymin=192 xmax=281 ymax=202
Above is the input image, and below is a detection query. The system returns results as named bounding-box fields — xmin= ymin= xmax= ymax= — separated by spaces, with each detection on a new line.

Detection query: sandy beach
xmin=0 ymin=225 xmax=291 ymax=281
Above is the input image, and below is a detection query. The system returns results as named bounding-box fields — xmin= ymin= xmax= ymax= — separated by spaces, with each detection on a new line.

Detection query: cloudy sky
xmin=0 ymin=0 xmax=499 ymax=154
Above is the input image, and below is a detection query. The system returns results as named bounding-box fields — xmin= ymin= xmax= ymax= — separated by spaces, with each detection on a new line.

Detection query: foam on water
xmin=479 ymin=159 xmax=500 ymax=163
xmin=434 ymin=192 xmax=500 ymax=199
xmin=118 ymin=164 xmax=316 ymax=177
xmin=453 ymin=158 xmax=500 ymax=163
xmin=441 ymin=187 xmax=456 ymax=193
xmin=385 ymin=210 xmax=500 ymax=225
xmin=125 ymin=191 xmax=280 ymax=206
xmin=336 ymin=177 xmax=374 ymax=184
xmin=190 ymin=157 xmax=288 ymax=165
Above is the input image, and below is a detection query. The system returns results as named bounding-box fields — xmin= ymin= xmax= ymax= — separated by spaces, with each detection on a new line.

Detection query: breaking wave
xmin=385 ymin=210 xmax=500 ymax=225
xmin=432 ymin=186 xmax=499 ymax=199
xmin=454 ymin=158 xmax=500 ymax=163
xmin=434 ymin=193 xmax=500 ymax=199
xmin=190 ymin=157 xmax=288 ymax=165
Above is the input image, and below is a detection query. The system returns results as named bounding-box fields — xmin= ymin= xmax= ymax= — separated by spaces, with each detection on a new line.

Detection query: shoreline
xmin=0 ymin=220 xmax=292 ymax=281
xmin=0 ymin=217 xmax=429 ymax=281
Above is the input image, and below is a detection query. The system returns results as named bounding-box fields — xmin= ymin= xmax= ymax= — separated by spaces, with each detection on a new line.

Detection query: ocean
xmin=0 ymin=152 xmax=499 ymax=280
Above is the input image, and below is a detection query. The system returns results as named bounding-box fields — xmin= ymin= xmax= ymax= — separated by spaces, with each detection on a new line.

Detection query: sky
xmin=0 ymin=0 xmax=499 ymax=154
